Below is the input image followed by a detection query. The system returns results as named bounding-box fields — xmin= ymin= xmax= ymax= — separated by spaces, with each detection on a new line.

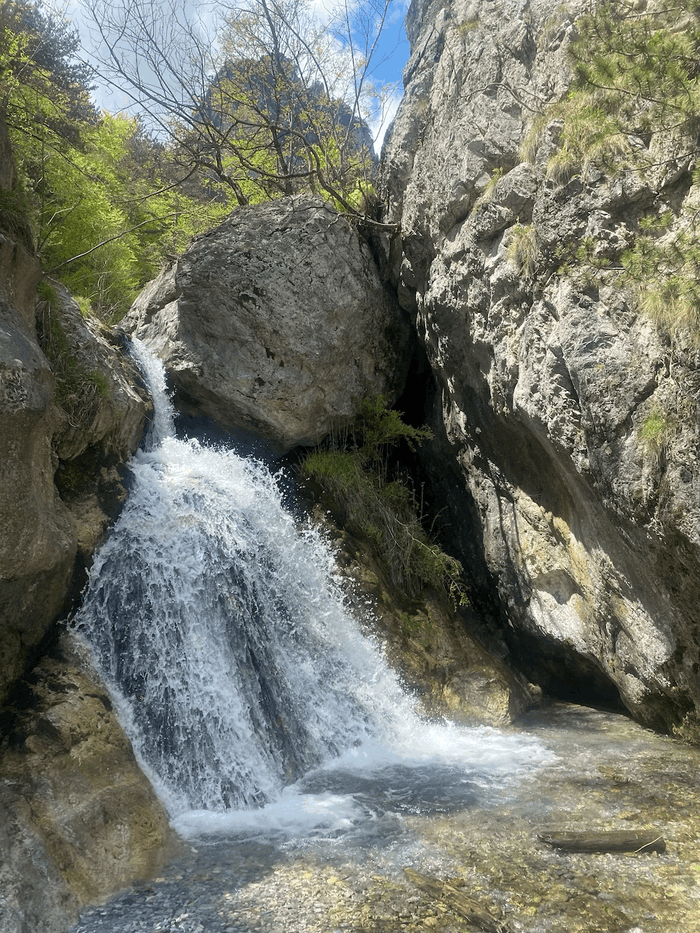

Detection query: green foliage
xmin=85 ymin=0 xmax=386 ymax=220
xmin=455 ymin=17 xmax=479 ymax=37
xmin=535 ymin=0 xmax=700 ymax=339
xmin=638 ymin=408 xmax=676 ymax=456
xmin=621 ymin=215 xmax=700 ymax=340
xmin=0 ymin=183 xmax=33 ymax=248
xmin=356 ymin=395 xmax=432 ymax=461
xmin=546 ymin=97 xmax=631 ymax=183
xmin=570 ymin=1 xmax=700 ymax=144
xmin=36 ymin=279 xmax=57 ymax=305
xmin=303 ymin=400 xmax=466 ymax=603
xmin=1 ymin=1 xmax=233 ymax=319
xmin=475 ymin=166 xmax=503 ymax=206
xmin=672 ymin=710 xmax=700 ymax=745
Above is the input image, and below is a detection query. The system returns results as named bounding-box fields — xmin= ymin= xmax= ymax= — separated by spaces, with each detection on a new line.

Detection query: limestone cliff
xmin=381 ymin=0 xmax=700 ymax=733
xmin=0 ymin=267 xmax=152 ymax=704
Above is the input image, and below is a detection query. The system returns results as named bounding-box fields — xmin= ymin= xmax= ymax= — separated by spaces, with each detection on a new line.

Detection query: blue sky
xmin=55 ymin=0 xmax=410 ymax=148
xmin=364 ymin=0 xmax=410 ymax=145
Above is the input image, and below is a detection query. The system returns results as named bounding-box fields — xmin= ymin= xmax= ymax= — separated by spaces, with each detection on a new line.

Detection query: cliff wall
xmin=0 ymin=119 xmax=172 ymax=933
xmin=380 ymin=0 xmax=700 ymax=733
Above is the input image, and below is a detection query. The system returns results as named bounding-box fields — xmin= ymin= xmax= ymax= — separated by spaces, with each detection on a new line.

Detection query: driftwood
xmin=537 ymin=830 xmax=666 ymax=854
xmin=403 ymin=867 xmax=508 ymax=933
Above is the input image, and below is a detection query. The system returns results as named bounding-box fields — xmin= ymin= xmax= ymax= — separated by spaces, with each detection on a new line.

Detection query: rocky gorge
xmin=0 ymin=0 xmax=699 ymax=929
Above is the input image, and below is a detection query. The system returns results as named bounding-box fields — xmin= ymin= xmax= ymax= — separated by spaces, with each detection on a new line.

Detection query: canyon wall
xmin=0 ymin=119 xmax=172 ymax=933
xmin=379 ymin=0 xmax=700 ymax=733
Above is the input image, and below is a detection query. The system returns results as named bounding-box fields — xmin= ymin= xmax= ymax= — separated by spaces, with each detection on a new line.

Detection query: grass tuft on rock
xmin=302 ymin=397 xmax=466 ymax=603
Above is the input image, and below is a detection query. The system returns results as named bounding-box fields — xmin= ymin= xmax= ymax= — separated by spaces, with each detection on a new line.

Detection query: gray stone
xmin=0 ymin=634 xmax=174 ymax=933
xmin=124 ymin=196 xmax=413 ymax=453
xmin=0 ymin=236 xmax=75 ymax=703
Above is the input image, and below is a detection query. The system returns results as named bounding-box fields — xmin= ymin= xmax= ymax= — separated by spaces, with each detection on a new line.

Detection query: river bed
xmin=71 ymin=701 xmax=700 ymax=933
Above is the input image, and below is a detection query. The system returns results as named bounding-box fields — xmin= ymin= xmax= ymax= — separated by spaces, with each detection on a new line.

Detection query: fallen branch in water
xmin=403 ymin=867 xmax=508 ymax=933
xmin=537 ymin=830 xmax=666 ymax=854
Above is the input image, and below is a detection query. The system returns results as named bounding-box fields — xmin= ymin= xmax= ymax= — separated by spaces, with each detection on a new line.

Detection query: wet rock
xmin=311 ymin=504 xmax=531 ymax=726
xmin=124 ymin=195 xmax=413 ymax=453
xmin=39 ymin=281 xmax=153 ymax=576
xmin=0 ymin=276 xmax=152 ymax=707
xmin=0 ymin=633 xmax=174 ymax=933
xmin=69 ymin=703 xmax=700 ymax=933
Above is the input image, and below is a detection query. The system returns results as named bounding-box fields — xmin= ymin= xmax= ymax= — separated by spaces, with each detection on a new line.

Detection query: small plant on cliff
xmin=638 ymin=407 xmax=676 ymax=459
xmin=622 ymin=213 xmax=700 ymax=341
xmin=507 ymin=222 xmax=538 ymax=278
xmin=531 ymin=0 xmax=700 ymax=339
xmin=455 ymin=17 xmax=479 ymax=38
xmin=302 ymin=397 xmax=466 ymax=603
xmin=672 ymin=710 xmax=700 ymax=746
xmin=0 ymin=185 xmax=34 ymax=251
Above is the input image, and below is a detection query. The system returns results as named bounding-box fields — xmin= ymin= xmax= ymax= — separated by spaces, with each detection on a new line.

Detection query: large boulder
xmin=124 ymin=196 xmax=413 ymax=452
xmin=381 ymin=0 xmax=700 ymax=733
xmin=0 ymin=272 xmax=152 ymax=705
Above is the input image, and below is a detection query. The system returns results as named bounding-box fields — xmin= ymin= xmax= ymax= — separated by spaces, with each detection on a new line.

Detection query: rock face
xmin=124 ymin=196 xmax=413 ymax=452
xmin=39 ymin=282 xmax=153 ymax=579
xmin=381 ymin=0 xmax=700 ymax=732
xmin=0 ymin=271 xmax=151 ymax=705
xmin=0 ymin=117 xmax=167 ymax=933
xmin=0 ymin=112 xmax=152 ymax=703
xmin=0 ymin=634 xmax=173 ymax=933
xmin=0 ymin=230 xmax=72 ymax=704
xmin=310 ymin=503 xmax=531 ymax=727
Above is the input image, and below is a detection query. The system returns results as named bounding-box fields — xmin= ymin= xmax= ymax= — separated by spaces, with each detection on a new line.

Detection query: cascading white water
xmin=75 ymin=339 xmax=550 ymax=838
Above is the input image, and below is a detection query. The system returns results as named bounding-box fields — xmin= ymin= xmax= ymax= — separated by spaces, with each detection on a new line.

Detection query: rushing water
xmin=74 ymin=339 xmax=549 ymax=841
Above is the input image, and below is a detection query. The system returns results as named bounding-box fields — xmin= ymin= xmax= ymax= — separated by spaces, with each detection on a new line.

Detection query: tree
xmin=0 ymin=0 xmax=96 ymax=131
xmin=82 ymin=0 xmax=398 ymax=220
xmin=38 ymin=112 xmax=229 ymax=317
xmin=0 ymin=0 xmax=231 ymax=318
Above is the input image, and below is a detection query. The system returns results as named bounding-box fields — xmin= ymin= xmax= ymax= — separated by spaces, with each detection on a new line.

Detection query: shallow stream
xmin=70 ymin=701 xmax=700 ymax=933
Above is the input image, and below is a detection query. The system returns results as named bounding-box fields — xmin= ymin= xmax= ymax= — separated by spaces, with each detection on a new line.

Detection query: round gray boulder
xmin=124 ymin=197 xmax=412 ymax=452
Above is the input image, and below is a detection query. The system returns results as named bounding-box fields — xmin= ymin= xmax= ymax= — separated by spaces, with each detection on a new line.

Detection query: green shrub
xmin=638 ymin=408 xmax=676 ymax=456
xmin=672 ymin=710 xmax=700 ymax=745
xmin=534 ymin=0 xmax=700 ymax=339
xmin=302 ymin=399 xmax=467 ymax=603
xmin=507 ymin=222 xmax=538 ymax=277
xmin=0 ymin=185 xmax=34 ymax=251
xmin=622 ymin=217 xmax=700 ymax=341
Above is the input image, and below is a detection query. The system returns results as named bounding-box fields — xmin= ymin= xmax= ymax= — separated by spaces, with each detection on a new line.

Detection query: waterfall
xmin=75 ymin=339 xmax=549 ymax=838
